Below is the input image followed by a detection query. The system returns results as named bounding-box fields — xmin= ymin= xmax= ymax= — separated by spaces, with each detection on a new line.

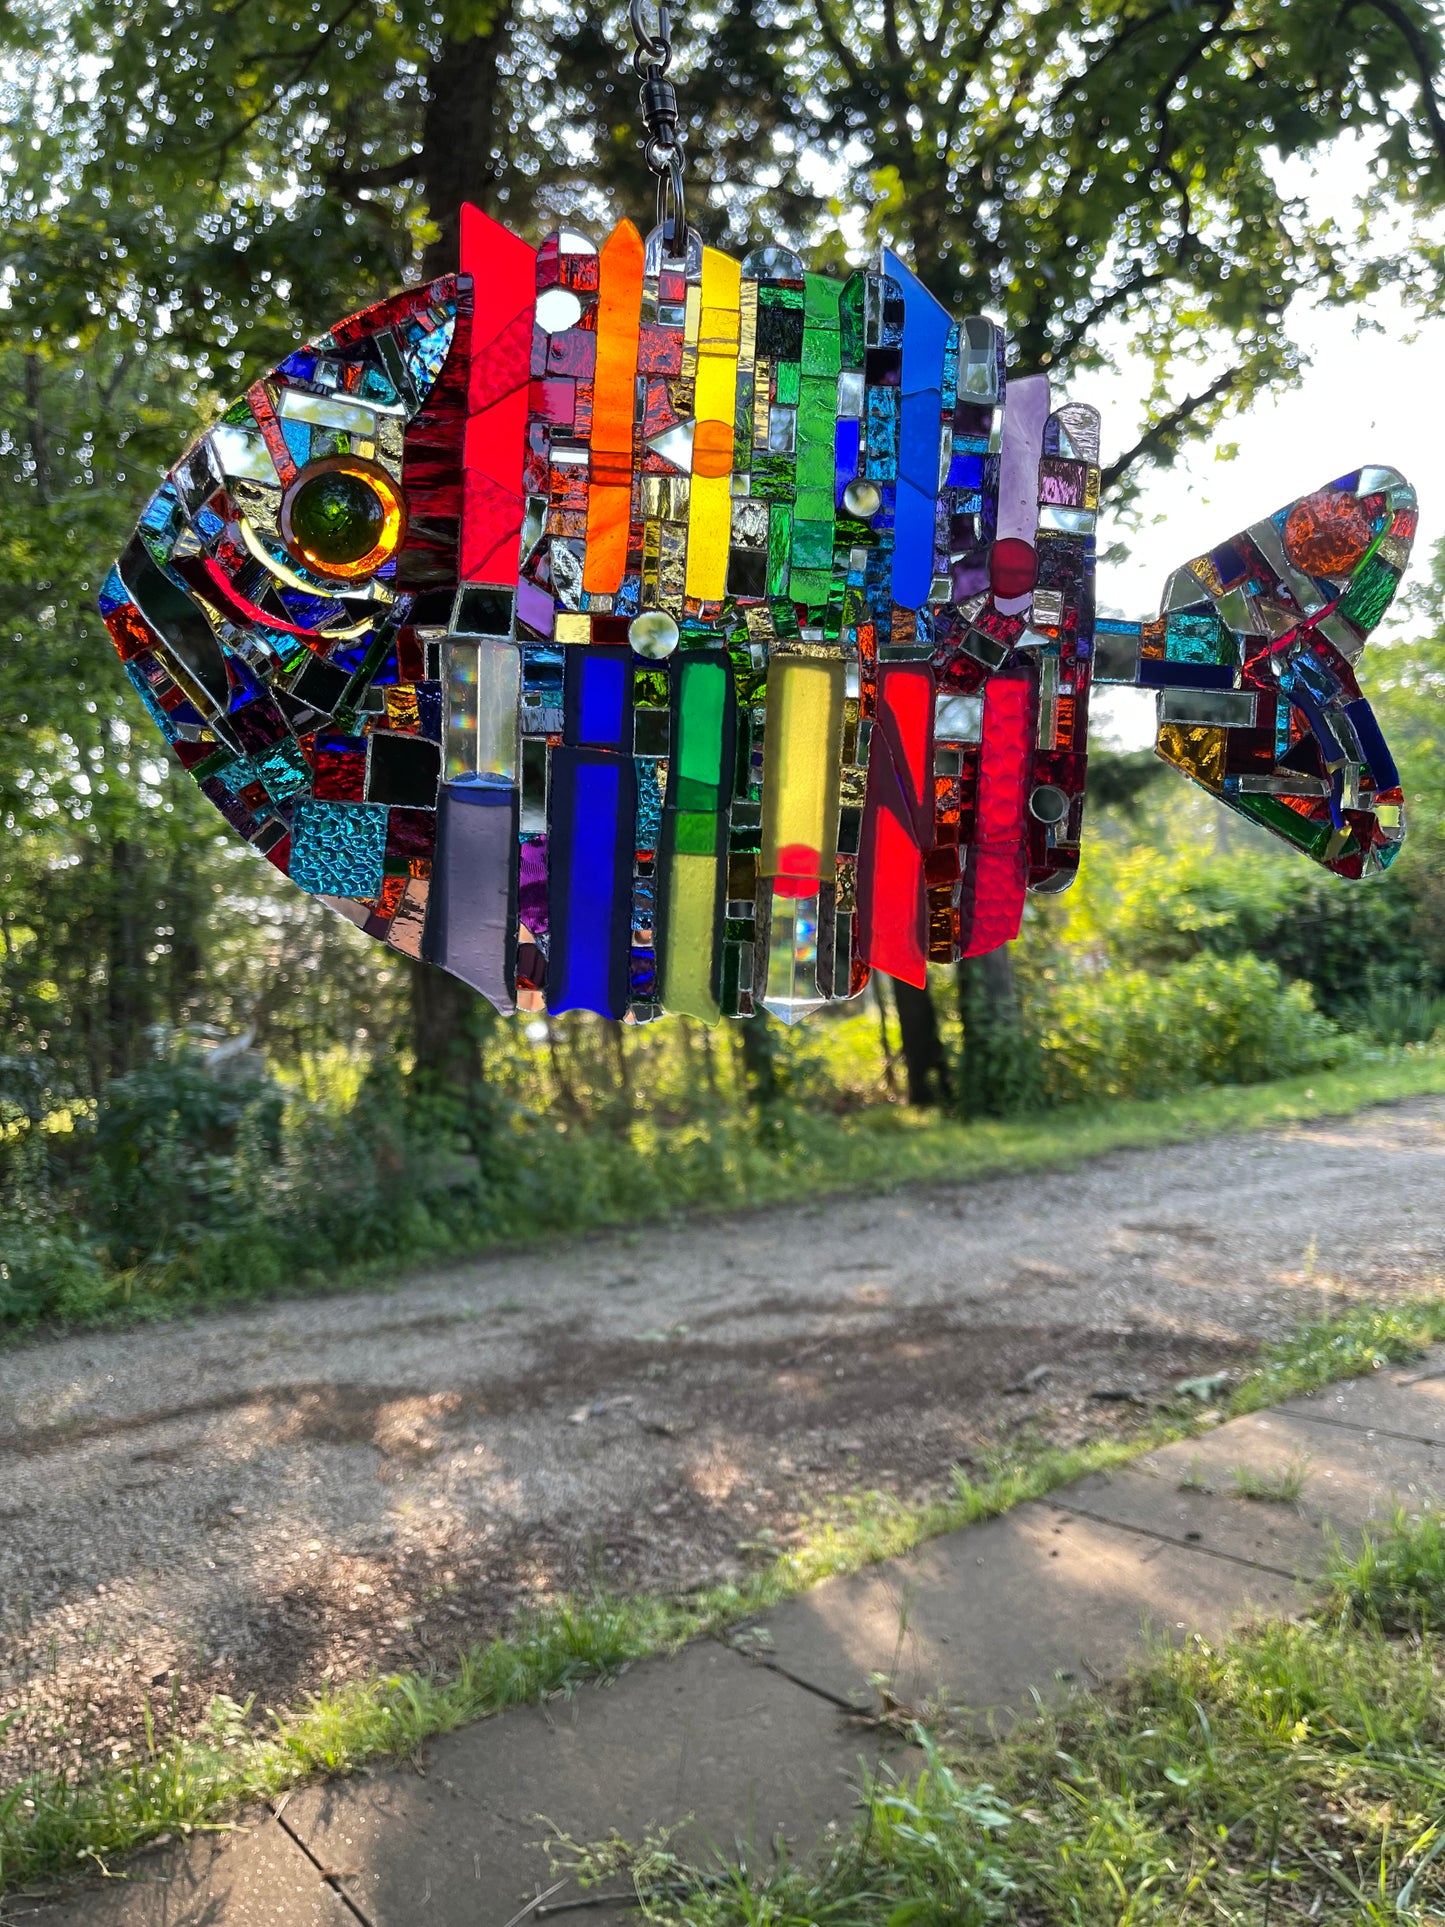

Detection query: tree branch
xmin=1100 ymin=363 xmax=1244 ymax=491
xmin=323 ymin=156 xmax=422 ymax=198
xmin=197 ymin=0 xmax=370 ymax=167
xmin=1356 ymin=0 xmax=1445 ymax=169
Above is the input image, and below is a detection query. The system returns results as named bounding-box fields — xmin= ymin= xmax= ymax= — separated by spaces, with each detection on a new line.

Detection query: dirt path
xmin=4 ymin=1097 xmax=1444 ymax=1787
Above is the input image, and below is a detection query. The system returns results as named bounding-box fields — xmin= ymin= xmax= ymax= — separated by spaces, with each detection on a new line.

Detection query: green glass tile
xmin=752 ymin=455 xmax=797 ymax=503
xmin=791 ymin=519 xmax=836 ymax=569
xmin=839 ymin=272 xmax=866 ymax=367
xmin=795 ymin=486 xmax=836 ymax=524
xmin=673 ymin=809 xmax=720 ymax=854
xmin=770 ymin=598 xmax=801 ymax=641
xmin=790 ymin=567 xmax=833 ymax=607
xmin=795 ymin=441 xmax=835 ymax=491
xmin=768 ymin=503 xmax=793 ymax=596
xmin=802 ymin=369 xmax=836 ymax=405
xmin=724 ymin=917 xmax=756 ymax=943
xmin=801 ymin=330 xmax=841 ymax=376
xmin=193 ymin=748 xmax=237 ymax=782
xmin=758 ymin=284 xmax=804 ymax=311
xmin=775 ymin=361 xmax=801 ymax=406
xmin=1338 ymin=553 xmax=1399 ymax=633
xmin=1236 ymin=793 xmax=1334 ymax=859
xmin=803 ymin=273 xmax=842 ymax=326
xmin=673 ymin=655 xmax=730 ymax=810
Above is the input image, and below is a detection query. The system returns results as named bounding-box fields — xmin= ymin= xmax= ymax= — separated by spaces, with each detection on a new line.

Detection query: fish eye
xmin=279 ymin=456 xmax=405 ymax=579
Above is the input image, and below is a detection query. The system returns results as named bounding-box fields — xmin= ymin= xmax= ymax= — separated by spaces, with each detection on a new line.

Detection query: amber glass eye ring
xmin=279 ymin=456 xmax=406 ymax=580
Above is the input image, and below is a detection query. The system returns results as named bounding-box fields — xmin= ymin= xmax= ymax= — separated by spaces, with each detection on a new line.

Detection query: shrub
xmin=1038 ymin=952 xmax=1349 ymax=1104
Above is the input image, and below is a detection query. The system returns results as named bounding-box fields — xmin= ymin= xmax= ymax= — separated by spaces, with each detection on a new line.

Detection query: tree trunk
xmin=418 ymin=10 xmax=515 ymax=274
xmin=873 ymin=977 xmax=900 ymax=1098
xmin=410 ymin=961 xmax=486 ymax=1097
xmin=888 ymin=975 xmax=952 ymax=1108
xmin=106 ymin=836 xmax=152 ymax=1082
xmin=735 ymin=1010 xmax=779 ymax=1104
xmin=955 ymin=946 xmax=1038 ymax=1119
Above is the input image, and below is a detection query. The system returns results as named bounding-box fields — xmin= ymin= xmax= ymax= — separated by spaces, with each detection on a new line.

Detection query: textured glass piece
xmin=686 ymin=247 xmax=743 ymax=600
xmin=565 ymin=644 xmax=632 ymax=749
xmin=291 ymin=800 xmax=388 ymax=896
xmin=460 ymin=205 xmax=536 ymax=586
xmin=659 ymin=845 xmax=723 ymax=1021
xmin=428 ymin=784 xmax=517 ymax=1011
xmin=760 ymin=656 xmax=845 ymax=889
xmin=883 ymin=250 xmax=954 ymax=610
xmin=993 ymin=373 xmax=1051 ymax=616
xmin=672 ymin=652 xmax=732 ymax=810
xmin=760 ymin=891 xmax=826 ymax=1025
xmin=960 ymin=674 xmax=1034 ymax=957
xmin=1141 ymin=468 xmax=1415 ymax=877
xmin=857 ymin=662 xmax=934 ymax=985
xmin=583 ymin=221 xmax=646 ymax=592
xmin=547 ymin=749 xmax=636 ymax=1017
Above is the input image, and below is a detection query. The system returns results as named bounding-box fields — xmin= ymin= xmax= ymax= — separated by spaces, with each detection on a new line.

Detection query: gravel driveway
xmin=3 ymin=1096 xmax=1443 ymax=1786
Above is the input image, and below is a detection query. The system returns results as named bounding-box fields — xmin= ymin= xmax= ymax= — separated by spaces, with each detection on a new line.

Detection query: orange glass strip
xmin=583 ymin=220 xmax=645 ymax=594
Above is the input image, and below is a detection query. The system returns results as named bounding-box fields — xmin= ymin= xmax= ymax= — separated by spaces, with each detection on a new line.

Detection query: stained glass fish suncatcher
xmin=100 ymin=206 xmax=1417 ymax=1024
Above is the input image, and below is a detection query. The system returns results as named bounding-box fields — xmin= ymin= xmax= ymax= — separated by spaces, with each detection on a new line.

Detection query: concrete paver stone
xmin=281 ymin=1640 xmax=917 ymax=1927
xmin=1053 ymin=1406 xmax=1445 ymax=1578
xmin=752 ymin=1499 xmax=1305 ymax=1724
xmin=1279 ymin=1351 xmax=1445 ymax=1447
xmin=18 ymin=1816 xmax=350 ymax=1927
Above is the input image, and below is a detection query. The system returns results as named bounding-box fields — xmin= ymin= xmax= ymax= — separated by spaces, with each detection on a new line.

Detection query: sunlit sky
xmin=1066 ymin=142 xmax=1445 ymax=747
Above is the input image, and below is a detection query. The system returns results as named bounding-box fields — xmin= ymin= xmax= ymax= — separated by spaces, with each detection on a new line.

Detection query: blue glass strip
xmin=547 ymin=749 xmax=636 ymax=1018
xmin=834 ymin=418 xmax=861 ymax=502
xmin=884 ymin=251 xmax=953 ymax=609
xmin=947 ymin=450 xmax=985 ymax=490
xmin=1344 ymin=697 xmax=1399 ymax=791
xmin=565 ymin=646 xmax=631 ymax=748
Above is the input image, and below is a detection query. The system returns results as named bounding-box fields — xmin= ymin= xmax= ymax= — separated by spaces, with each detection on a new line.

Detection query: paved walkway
xmin=18 ymin=1355 xmax=1445 ymax=1927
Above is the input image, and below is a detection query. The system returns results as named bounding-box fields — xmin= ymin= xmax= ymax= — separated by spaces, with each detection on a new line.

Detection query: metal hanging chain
xmin=629 ymin=0 xmax=687 ymax=256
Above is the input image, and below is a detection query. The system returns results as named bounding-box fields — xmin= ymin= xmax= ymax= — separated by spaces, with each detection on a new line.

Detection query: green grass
xmin=614 ymin=1514 xmax=1445 ymax=1925
xmin=6 ymin=1293 xmax=1445 ymax=1896
xmin=8 ymin=1044 xmax=1445 ymax=1336
xmin=1231 ymin=1455 xmax=1312 ymax=1504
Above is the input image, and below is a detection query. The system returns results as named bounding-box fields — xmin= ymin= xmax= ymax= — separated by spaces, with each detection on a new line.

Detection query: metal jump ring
xmin=655 ymin=155 xmax=687 ymax=262
xmin=628 ymin=0 xmax=672 ymax=70
xmin=644 ymin=132 xmax=684 ymax=172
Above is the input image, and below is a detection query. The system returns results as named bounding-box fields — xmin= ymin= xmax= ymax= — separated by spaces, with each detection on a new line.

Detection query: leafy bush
xmin=81 ymin=1046 xmax=283 ymax=1267
xmin=0 ymin=1222 xmax=108 ymax=1326
xmin=1354 ymin=980 xmax=1445 ymax=1046
xmin=1038 ymin=952 xmax=1349 ymax=1103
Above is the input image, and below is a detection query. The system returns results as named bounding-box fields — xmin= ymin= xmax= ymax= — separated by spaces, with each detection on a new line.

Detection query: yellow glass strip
xmin=686 ymin=247 xmax=742 ymax=601
xmin=661 ymin=851 xmax=721 ymax=1022
xmin=759 ymin=656 xmax=845 ymax=882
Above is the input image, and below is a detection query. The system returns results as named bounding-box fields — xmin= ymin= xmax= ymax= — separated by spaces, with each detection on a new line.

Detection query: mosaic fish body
xmin=99 ymin=207 xmax=1416 ymax=1024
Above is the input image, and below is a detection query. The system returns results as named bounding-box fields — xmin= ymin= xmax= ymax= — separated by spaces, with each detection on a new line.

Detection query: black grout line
xmin=272 ymin=1801 xmax=375 ymax=1927
xmin=1044 ymin=1498 xmax=1305 ymax=1582
xmin=1275 ymin=1407 xmax=1445 ymax=1453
